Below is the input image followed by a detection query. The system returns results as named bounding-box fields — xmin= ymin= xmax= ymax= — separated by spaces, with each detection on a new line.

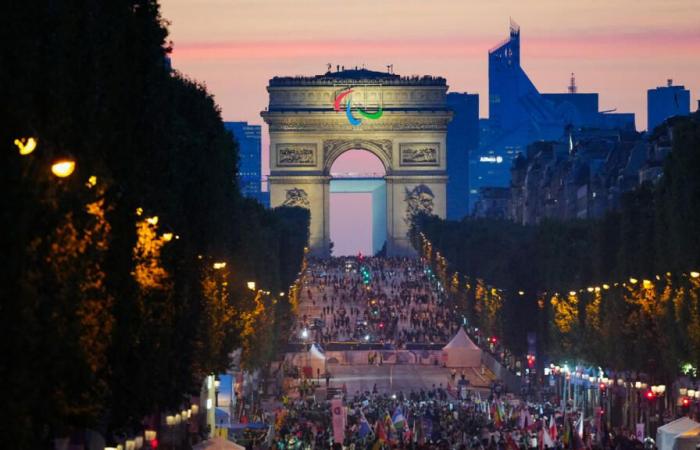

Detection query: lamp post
xmin=51 ymin=158 xmax=76 ymax=178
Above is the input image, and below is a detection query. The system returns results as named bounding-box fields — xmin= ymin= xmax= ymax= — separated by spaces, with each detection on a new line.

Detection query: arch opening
xmin=329 ymin=149 xmax=387 ymax=256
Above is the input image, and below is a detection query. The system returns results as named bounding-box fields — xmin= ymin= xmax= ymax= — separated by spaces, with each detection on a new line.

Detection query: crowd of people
xmin=292 ymin=257 xmax=461 ymax=346
xmin=271 ymin=385 xmax=638 ymax=450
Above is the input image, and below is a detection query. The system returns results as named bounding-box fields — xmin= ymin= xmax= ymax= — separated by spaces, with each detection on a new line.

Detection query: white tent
xmin=442 ymin=328 xmax=482 ymax=367
xmin=657 ymin=417 xmax=700 ymax=450
xmin=306 ymin=343 xmax=327 ymax=375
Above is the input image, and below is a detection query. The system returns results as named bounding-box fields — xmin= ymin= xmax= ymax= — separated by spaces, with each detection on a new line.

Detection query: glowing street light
xmin=691 ymin=271 xmax=700 ymax=279
xmin=247 ymin=281 xmax=256 ymax=291
xmin=14 ymin=137 xmax=37 ymax=155
xmin=51 ymin=159 xmax=75 ymax=178
xmin=301 ymin=328 xmax=309 ymax=339
xmin=212 ymin=262 xmax=226 ymax=270
xmin=162 ymin=232 xmax=173 ymax=242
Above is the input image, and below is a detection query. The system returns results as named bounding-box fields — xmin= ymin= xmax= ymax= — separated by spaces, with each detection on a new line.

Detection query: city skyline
xmin=162 ymin=0 xmax=700 ymax=179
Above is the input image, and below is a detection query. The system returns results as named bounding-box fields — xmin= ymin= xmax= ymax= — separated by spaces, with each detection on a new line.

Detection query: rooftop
xmin=269 ymin=68 xmax=446 ymax=87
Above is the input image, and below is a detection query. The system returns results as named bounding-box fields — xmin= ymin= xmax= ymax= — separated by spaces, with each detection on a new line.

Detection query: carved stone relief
xmin=282 ymin=188 xmax=310 ymax=208
xmin=277 ymin=143 xmax=317 ymax=166
xmin=400 ymin=143 xmax=440 ymax=166
xmin=404 ymin=184 xmax=435 ymax=226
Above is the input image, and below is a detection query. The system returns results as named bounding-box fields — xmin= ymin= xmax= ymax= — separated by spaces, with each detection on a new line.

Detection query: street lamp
xmin=301 ymin=328 xmax=309 ymax=339
xmin=247 ymin=281 xmax=256 ymax=291
xmin=14 ymin=137 xmax=37 ymax=155
xmin=51 ymin=159 xmax=75 ymax=178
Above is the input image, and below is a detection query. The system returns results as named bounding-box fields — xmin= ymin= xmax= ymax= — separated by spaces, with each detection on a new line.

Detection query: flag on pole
xmin=576 ymin=414 xmax=583 ymax=438
xmin=549 ymin=415 xmax=558 ymax=441
xmin=542 ymin=420 xmax=555 ymax=449
xmin=375 ymin=419 xmax=387 ymax=442
xmin=392 ymin=407 xmax=407 ymax=431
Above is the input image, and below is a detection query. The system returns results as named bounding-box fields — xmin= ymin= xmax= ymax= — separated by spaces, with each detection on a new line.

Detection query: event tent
xmin=657 ymin=417 xmax=700 ymax=450
xmin=442 ymin=328 xmax=482 ymax=368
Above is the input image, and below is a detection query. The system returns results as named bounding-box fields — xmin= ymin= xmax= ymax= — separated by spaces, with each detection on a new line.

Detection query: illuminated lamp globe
xmin=51 ymin=159 xmax=76 ymax=178
xmin=14 ymin=137 xmax=37 ymax=156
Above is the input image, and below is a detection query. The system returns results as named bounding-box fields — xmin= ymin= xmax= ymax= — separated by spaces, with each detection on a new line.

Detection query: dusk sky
xmin=161 ymin=0 xmax=700 ymax=252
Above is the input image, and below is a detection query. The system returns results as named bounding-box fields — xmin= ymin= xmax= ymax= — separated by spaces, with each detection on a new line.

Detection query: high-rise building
xmin=647 ymin=80 xmax=690 ymax=132
xmin=224 ymin=121 xmax=262 ymax=200
xmin=474 ymin=20 xmax=568 ymax=213
xmin=488 ymin=20 xmax=562 ymax=136
xmin=472 ymin=21 xmax=636 ymax=215
xmin=446 ymin=92 xmax=479 ymax=219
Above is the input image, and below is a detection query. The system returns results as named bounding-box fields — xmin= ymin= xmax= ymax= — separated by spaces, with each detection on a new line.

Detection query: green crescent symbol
xmin=358 ymin=107 xmax=383 ymax=120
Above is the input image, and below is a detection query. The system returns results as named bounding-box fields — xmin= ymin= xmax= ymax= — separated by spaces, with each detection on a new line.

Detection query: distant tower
xmin=568 ymin=73 xmax=577 ymax=94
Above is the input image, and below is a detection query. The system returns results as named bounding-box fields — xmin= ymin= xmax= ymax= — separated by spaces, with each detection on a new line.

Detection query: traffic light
xmin=682 ymin=397 xmax=691 ymax=408
xmin=645 ymin=390 xmax=655 ymax=401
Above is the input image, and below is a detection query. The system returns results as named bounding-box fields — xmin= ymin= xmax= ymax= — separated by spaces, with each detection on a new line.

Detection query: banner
xmin=636 ymin=423 xmax=645 ymax=441
xmin=331 ymin=398 xmax=346 ymax=443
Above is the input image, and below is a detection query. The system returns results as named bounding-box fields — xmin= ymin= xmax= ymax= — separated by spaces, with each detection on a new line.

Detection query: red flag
xmin=549 ymin=415 xmax=558 ymax=441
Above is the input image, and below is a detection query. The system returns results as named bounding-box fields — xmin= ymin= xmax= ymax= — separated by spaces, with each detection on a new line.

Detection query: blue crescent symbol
xmin=345 ymin=98 xmax=362 ymax=126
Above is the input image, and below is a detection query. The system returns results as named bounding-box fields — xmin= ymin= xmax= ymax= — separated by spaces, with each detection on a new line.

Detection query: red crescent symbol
xmin=334 ymin=89 xmax=353 ymax=111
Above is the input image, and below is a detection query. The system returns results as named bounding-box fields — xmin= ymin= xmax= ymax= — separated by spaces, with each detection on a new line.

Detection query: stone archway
xmin=261 ymin=69 xmax=452 ymax=256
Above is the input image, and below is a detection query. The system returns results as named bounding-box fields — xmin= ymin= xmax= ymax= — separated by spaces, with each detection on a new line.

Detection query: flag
xmin=549 ymin=415 xmax=558 ymax=442
xmin=331 ymin=398 xmax=346 ymax=444
xmin=375 ymin=418 xmax=387 ymax=442
xmin=392 ymin=407 xmax=407 ymax=431
xmin=542 ymin=420 xmax=555 ymax=449
xmin=359 ymin=412 xmax=372 ymax=439
xmin=562 ymin=418 xmax=571 ymax=449
xmin=576 ymin=415 xmax=583 ymax=438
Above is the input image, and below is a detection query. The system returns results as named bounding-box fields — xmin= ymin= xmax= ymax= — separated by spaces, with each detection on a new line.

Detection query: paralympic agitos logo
xmin=333 ymin=89 xmax=383 ymax=126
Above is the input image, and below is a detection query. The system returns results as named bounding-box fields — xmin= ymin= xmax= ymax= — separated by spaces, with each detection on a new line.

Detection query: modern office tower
xmin=224 ymin=121 xmax=262 ymax=199
xmin=446 ymin=92 xmax=479 ymax=219
xmin=488 ymin=19 xmax=562 ymax=136
xmin=647 ymin=80 xmax=690 ymax=132
xmin=475 ymin=20 xmax=567 ymax=213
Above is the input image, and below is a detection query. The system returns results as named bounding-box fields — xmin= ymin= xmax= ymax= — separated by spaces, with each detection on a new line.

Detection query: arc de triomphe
xmin=261 ymin=69 xmax=452 ymax=256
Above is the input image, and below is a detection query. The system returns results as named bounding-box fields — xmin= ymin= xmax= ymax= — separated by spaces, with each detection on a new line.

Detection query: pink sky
xmin=160 ymin=0 xmax=700 ymax=181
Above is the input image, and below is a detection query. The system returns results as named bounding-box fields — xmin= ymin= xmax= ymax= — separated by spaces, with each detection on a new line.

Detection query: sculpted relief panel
xmin=404 ymin=184 xmax=435 ymax=226
xmin=400 ymin=143 xmax=440 ymax=166
xmin=277 ymin=143 xmax=317 ymax=167
xmin=282 ymin=188 xmax=310 ymax=208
